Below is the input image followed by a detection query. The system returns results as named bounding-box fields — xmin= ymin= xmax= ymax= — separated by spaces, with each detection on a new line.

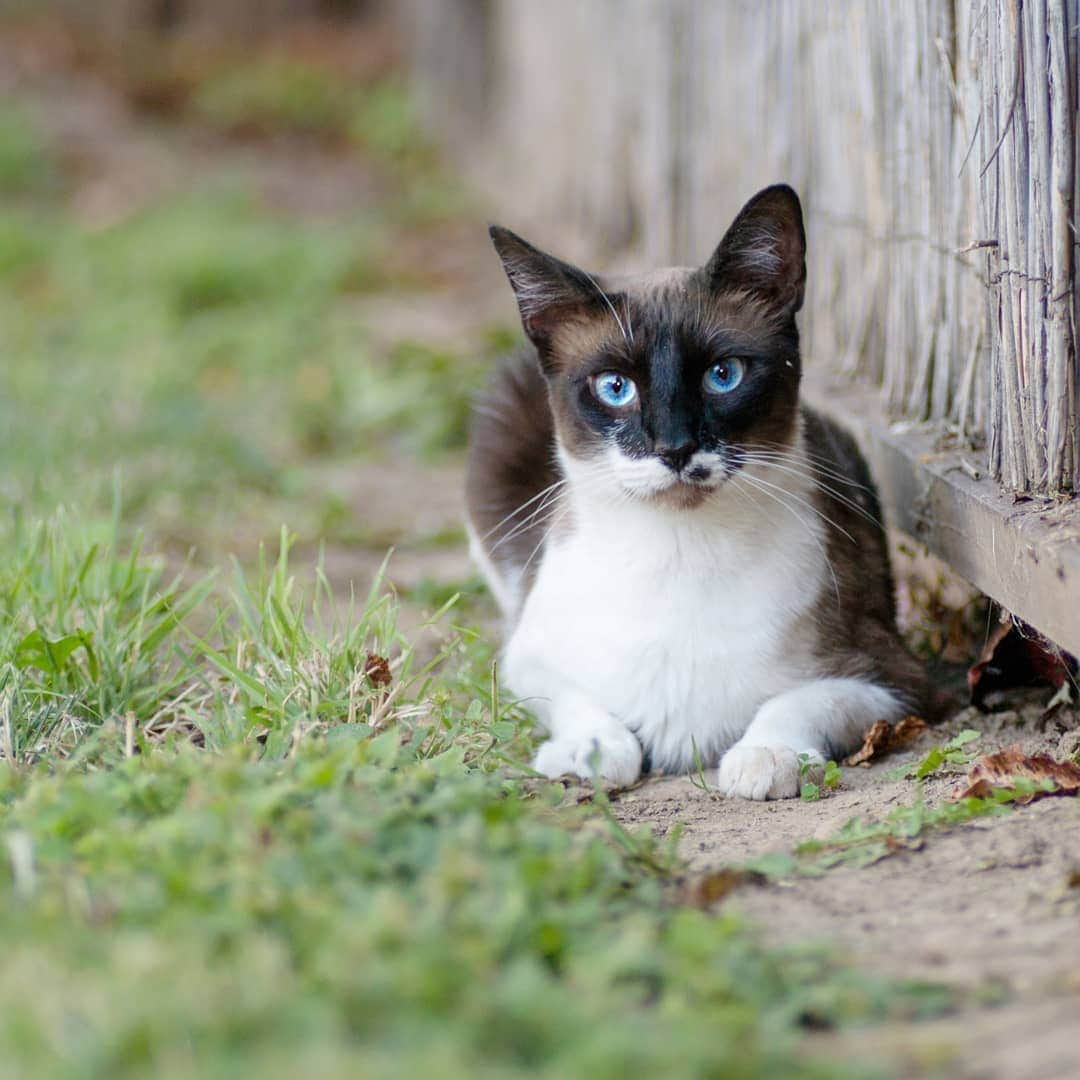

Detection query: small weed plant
xmin=888 ymin=729 xmax=982 ymax=781
xmin=799 ymin=756 xmax=842 ymax=802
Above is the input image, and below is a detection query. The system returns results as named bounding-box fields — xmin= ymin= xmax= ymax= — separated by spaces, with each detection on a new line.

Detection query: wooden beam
xmin=804 ymin=373 xmax=1080 ymax=658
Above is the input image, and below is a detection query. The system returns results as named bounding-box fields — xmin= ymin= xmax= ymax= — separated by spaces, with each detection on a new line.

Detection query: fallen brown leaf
xmin=843 ymin=715 xmax=928 ymax=767
xmin=884 ymin=834 xmax=924 ymax=854
xmin=676 ymin=868 xmax=767 ymax=908
xmin=951 ymin=744 xmax=1080 ymax=804
xmin=363 ymin=652 xmax=392 ymax=689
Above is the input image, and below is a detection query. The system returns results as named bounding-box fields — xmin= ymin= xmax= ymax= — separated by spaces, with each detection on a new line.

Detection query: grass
xmin=0 ymin=509 xmax=213 ymax=762
xmin=0 ymin=102 xmax=54 ymax=196
xmin=0 ymin=69 xmax=957 ymax=1076
xmin=789 ymin=790 xmax=1013 ymax=872
xmin=1 ymin=510 xmax=928 ymax=1077
xmin=741 ymin=732 xmax=1038 ymax=877
xmin=0 ymin=177 xmax=494 ymax=551
xmin=799 ymin=758 xmax=842 ymax=802
xmin=886 ymin=729 xmax=982 ymax=781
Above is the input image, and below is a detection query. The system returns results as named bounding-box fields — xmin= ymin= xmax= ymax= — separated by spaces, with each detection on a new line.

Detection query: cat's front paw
xmin=716 ymin=744 xmax=823 ymax=800
xmin=533 ymin=728 xmax=642 ymax=788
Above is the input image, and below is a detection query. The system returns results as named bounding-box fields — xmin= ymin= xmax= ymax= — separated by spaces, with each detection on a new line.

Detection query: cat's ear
xmin=489 ymin=226 xmax=597 ymax=344
xmin=704 ymin=185 xmax=806 ymax=315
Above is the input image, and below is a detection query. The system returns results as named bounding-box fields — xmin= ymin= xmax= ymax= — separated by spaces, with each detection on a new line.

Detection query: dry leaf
xmin=884 ymin=834 xmax=924 ymax=854
xmin=952 ymin=744 xmax=1080 ymax=804
xmin=363 ymin=652 xmax=392 ymax=688
xmin=968 ymin=619 xmax=1076 ymax=707
xmin=676 ymin=868 xmax=766 ymax=908
xmin=843 ymin=715 xmax=928 ymax=767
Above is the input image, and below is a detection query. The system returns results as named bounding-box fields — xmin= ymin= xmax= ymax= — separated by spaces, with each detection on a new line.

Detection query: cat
xmin=465 ymin=184 xmax=934 ymax=799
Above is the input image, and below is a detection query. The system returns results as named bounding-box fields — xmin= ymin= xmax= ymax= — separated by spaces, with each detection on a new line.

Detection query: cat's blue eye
xmin=703 ymin=358 xmax=745 ymax=395
xmin=592 ymin=371 xmax=638 ymax=408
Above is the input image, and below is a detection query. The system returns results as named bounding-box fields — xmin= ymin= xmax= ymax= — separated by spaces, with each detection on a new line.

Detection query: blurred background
xmin=1 ymin=0 xmax=1074 ymax=646
xmin=0 ymin=0 xmax=519 ymax=625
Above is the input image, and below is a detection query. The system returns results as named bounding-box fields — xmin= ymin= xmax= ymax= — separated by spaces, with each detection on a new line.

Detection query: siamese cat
xmin=466 ymin=185 xmax=932 ymax=799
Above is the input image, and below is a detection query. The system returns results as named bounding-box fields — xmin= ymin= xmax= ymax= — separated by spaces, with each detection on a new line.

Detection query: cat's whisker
xmin=479 ymin=481 xmax=564 ymax=542
xmin=739 ymin=470 xmax=857 ymax=546
xmin=750 ymin=442 xmax=877 ymax=494
xmin=766 ymin=472 xmax=881 ymax=529
xmin=520 ymin=503 xmax=571 ymax=579
xmin=489 ymin=504 xmax=560 ymax=556
xmin=581 ymin=268 xmax=632 ymax=349
xmin=480 ymin=479 xmax=568 ymax=545
xmin=701 ymin=325 xmax=762 ymax=355
xmin=739 ymin=443 xmax=864 ymax=481
xmin=726 ymin=477 xmax=835 ymax=595
xmin=469 ymin=402 xmax=512 ymax=425
xmin=743 ymin=442 xmax=876 ymax=496
xmin=748 ymin=450 xmax=876 ymax=496
xmin=732 ymin=472 xmax=842 ymax=608
xmin=737 ymin=452 xmax=883 ymax=529
xmin=741 ymin=451 xmax=885 ymax=530
xmin=488 ymin=482 xmax=568 ymax=554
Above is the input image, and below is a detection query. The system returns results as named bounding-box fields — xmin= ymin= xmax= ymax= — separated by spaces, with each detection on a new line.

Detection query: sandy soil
xmin=612 ymin=702 xmax=1080 ymax=1079
xmin=9 ymin=25 xmax=1080 ymax=1077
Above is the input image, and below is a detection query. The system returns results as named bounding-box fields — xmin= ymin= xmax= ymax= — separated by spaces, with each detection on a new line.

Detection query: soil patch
xmin=612 ymin=700 xmax=1080 ymax=1078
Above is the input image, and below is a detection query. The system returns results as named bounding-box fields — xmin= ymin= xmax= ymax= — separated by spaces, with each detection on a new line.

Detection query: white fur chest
xmin=502 ymin=481 xmax=828 ymax=772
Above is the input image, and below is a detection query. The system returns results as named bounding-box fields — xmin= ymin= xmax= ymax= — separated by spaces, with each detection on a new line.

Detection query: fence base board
xmin=803 ymin=374 xmax=1080 ymax=659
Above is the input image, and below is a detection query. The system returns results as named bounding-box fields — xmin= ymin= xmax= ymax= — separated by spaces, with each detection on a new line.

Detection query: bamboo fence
xmin=403 ymin=0 xmax=1079 ymax=496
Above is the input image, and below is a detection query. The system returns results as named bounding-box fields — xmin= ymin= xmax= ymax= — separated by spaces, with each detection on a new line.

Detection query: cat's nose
xmin=655 ymin=440 xmax=697 ymax=472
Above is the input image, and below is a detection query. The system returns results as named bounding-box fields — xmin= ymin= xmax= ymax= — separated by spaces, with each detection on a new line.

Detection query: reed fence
xmin=403 ymin=0 xmax=1079 ymax=496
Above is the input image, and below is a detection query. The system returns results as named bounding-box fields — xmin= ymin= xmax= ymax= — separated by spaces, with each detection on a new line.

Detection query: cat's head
xmin=490 ymin=185 xmax=806 ymax=507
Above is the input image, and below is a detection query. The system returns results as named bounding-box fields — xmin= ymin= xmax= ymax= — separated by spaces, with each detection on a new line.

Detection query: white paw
xmin=533 ymin=728 xmax=642 ymax=787
xmin=716 ymin=744 xmax=824 ymax=801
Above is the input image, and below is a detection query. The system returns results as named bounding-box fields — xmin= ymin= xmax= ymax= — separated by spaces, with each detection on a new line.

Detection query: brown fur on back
xmin=465 ymin=349 xmax=559 ymax=595
xmin=801 ymin=408 xmax=939 ymax=722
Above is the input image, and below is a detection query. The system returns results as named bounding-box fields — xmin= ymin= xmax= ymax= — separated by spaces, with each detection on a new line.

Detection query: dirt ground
xmin=8 ymin=23 xmax=1080 ymax=1079
xmin=613 ymin=703 xmax=1080 ymax=1079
